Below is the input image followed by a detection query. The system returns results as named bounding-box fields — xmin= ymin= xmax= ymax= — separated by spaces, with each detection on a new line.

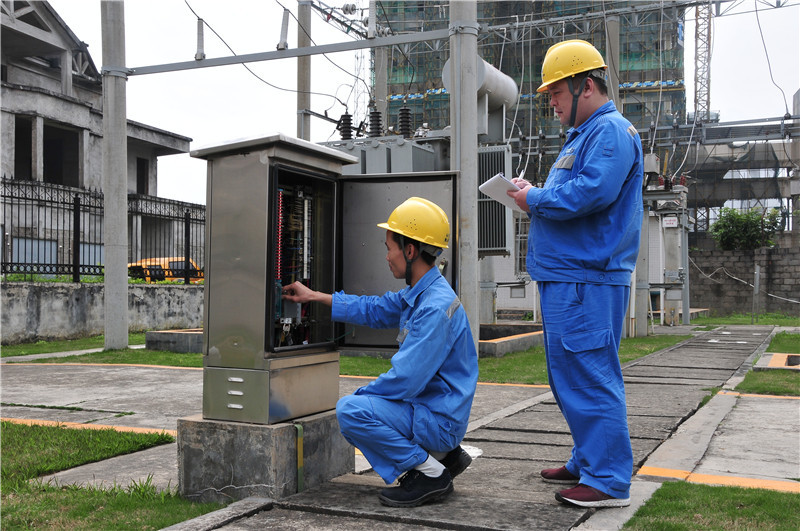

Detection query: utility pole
xmin=100 ymin=0 xmax=129 ymax=350
xmin=604 ymin=15 xmax=620 ymax=110
xmin=297 ymin=1 xmax=311 ymax=140
xmin=449 ymin=1 xmax=480 ymax=350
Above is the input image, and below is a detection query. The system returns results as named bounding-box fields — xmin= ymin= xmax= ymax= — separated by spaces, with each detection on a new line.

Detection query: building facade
xmin=1 ymin=1 xmax=202 ymax=276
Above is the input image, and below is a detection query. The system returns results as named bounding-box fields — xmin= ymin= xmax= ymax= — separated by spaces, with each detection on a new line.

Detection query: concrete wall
xmin=689 ymin=247 xmax=800 ymax=316
xmin=1 ymin=282 xmax=203 ymax=344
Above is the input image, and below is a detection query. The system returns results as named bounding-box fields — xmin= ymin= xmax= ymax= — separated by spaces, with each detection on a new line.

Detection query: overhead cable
xmin=183 ymin=0 xmax=346 ymax=109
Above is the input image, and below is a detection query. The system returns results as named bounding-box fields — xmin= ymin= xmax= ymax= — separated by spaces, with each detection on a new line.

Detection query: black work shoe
xmin=440 ymin=446 xmax=472 ymax=478
xmin=378 ymin=469 xmax=454 ymax=508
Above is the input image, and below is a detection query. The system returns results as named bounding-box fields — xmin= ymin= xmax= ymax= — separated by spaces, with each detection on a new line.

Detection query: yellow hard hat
xmin=377 ymin=197 xmax=450 ymax=249
xmin=537 ymin=39 xmax=607 ymax=93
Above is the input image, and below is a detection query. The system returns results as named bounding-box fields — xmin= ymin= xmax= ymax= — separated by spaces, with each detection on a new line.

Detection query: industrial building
xmin=319 ymin=0 xmax=797 ymax=323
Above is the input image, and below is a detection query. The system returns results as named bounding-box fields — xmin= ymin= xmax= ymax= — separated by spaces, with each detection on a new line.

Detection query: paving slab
xmin=624 ymin=383 xmax=710 ymax=414
xmin=533 ymin=383 xmax=709 ymax=418
xmin=467 ymin=428 xmax=573 ymax=446
xmin=2 ymin=324 xmax=789 ymax=530
xmin=0 ymin=405 xmax=129 ymax=425
xmin=484 ymin=409 xmax=683 ymax=441
xmin=634 ymin=351 xmax=750 ymax=370
xmin=574 ymin=479 xmax=662 ymax=531
xmin=465 ymin=440 xmax=573 ymax=462
xmin=623 ymin=365 xmax=734 ymax=380
xmin=630 ymin=438 xmax=667 ymax=465
xmin=487 ymin=409 xmax=570 ymax=431
xmin=0 ymin=364 xmax=202 ymax=432
xmin=693 ymin=395 xmax=800 ymax=481
xmin=163 ymin=497 xmax=274 ymax=531
xmin=217 ymin=506 xmax=440 ymax=530
xmin=39 ymin=443 xmax=178 ymax=491
xmin=276 ymin=479 xmax=588 ymax=530
xmin=639 ymin=392 xmax=738 ymax=474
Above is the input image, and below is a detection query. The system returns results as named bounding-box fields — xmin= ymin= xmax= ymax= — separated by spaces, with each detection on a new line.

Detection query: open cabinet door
xmin=338 ymin=171 xmax=458 ymax=349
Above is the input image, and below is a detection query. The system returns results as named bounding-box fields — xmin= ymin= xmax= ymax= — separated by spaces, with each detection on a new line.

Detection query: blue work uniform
xmin=333 ymin=267 xmax=478 ymax=484
xmin=525 ymin=100 xmax=643 ymax=499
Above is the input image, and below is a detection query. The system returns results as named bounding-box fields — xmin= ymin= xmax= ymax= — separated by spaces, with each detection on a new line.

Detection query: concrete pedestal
xmin=177 ymin=410 xmax=354 ymax=503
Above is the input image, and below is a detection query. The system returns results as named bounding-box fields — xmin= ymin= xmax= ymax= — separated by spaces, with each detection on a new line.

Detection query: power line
xmin=184 ymin=0 xmax=346 ymax=109
xmin=753 ymin=0 xmax=790 ymax=116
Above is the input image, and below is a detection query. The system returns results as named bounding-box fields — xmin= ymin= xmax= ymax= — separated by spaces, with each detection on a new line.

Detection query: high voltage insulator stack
xmin=398 ymin=107 xmax=412 ymax=138
xmin=369 ymin=109 xmax=383 ymax=137
xmin=339 ymin=112 xmax=353 ymax=140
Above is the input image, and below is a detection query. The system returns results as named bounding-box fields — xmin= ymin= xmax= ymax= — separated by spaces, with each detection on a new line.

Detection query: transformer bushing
xmin=369 ymin=109 xmax=383 ymax=137
xmin=339 ymin=113 xmax=353 ymax=140
xmin=398 ymin=106 xmax=412 ymax=138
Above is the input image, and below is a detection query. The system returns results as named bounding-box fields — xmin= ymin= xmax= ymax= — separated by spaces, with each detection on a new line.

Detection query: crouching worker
xmin=282 ymin=197 xmax=478 ymax=508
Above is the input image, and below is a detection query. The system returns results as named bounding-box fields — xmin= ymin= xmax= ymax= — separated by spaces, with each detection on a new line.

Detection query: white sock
xmin=415 ymin=454 xmax=446 ymax=477
xmin=429 ymin=450 xmax=448 ymax=460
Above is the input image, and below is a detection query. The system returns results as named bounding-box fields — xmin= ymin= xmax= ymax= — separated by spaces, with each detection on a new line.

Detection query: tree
xmin=709 ymin=207 xmax=782 ymax=251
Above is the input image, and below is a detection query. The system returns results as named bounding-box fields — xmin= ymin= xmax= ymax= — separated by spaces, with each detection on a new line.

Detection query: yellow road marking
xmin=767 ymin=353 xmax=800 ymax=370
xmin=481 ymin=331 xmax=543 ymax=344
xmin=718 ymin=390 xmax=800 ymax=400
xmin=638 ymin=465 xmax=800 ymax=493
xmin=637 ymin=466 xmax=690 ymax=480
xmin=0 ymin=417 xmax=177 ymax=437
xmin=2 ymin=362 xmax=202 ymax=370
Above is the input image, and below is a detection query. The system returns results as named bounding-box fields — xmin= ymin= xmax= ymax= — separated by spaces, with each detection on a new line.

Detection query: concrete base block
xmin=146 ymin=329 xmax=203 ymax=353
xmin=479 ymin=331 xmax=544 ymax=358
xmin=177 ymin=410 xmax=354 ymax=503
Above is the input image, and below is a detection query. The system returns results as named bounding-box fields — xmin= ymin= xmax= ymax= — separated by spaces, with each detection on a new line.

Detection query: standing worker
xmin=508 ymin=39 xmax=643 ymax=508
xmin=282 ymin=197 xmax=478 ymax=508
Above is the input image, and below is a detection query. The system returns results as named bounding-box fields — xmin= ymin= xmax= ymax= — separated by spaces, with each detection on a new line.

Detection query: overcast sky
xmin=48 ymin=0 xmax=799 ymax=205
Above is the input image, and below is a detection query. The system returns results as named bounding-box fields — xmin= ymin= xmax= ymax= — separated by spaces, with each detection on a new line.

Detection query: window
xmin=136 ymin=158 xmax=149 ymax=195
xmin=43 ymin=124 xmax=79 ymax=187
xmin=14 ymin=117 xmax=32 ymax=180
xmin=514 ymin=213 xmax=530 ymax=278
xmin=13 ymin=238 xmax=57 ymax=264
xmin=477 ymin=146 xmax=510 ymax=253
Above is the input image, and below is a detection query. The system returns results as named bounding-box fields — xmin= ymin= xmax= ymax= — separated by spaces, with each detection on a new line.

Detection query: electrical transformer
xmin=192 ymin=134 xmax=457 ymax=424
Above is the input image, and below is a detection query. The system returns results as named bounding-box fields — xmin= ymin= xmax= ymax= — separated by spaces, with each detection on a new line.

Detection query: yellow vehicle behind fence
xmin=127 ymin=257 xmax=203 ymax=284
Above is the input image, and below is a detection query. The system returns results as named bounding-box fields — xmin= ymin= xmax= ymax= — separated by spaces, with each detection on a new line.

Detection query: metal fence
xmin=1 ymin=178 xmax=205 ymax=284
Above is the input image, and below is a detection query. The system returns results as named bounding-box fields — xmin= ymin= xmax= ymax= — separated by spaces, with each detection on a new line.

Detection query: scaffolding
xmin=373 ymin=1 xmax=796 ymax=246
xmin=377 ymin=1 xmax=687 ymax=181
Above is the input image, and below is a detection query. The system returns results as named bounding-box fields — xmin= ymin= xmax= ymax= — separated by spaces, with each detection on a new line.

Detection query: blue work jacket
xmin=525 ymin=100 xmax=644 ymax=286
xmin=331 ymin=267 xmax=478 ymax=434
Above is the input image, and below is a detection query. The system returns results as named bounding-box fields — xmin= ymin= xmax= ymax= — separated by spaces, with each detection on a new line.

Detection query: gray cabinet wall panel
xmin=340 ymin=174 xmax=456 ymax=346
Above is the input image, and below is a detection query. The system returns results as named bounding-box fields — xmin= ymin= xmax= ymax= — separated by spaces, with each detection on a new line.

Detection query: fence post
xmin=751 ymin=263 xmax=760 ymax=324
xmin=73 ymin=194 xmax=81 ymax=282
xmin=184 ymin=209 xmax=191 ymax=285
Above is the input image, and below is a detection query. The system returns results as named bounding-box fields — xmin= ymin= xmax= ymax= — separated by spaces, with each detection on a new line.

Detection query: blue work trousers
xmin=336 ymin=394 xmax=461 ymax=484
xmin=539 ymin=281 xmax=633 ymax=499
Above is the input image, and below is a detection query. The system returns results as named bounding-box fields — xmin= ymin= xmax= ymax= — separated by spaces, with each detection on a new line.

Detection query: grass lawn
xmin=14 ymin=348 xmax=205 ymax=368
xmin=3 ymin=325 xmax=798 ymax=528
xmin=623 ymin=481 xmax=800 ymax=530
xmin=734 ymin=331 xmax=800 ymax=396
xmin=736 ymin=370 xmax=799 ymax=396
xmin=691 ymin=313 xmax=800 ymax=327
xmin=1 ymin=421 xmax=223 ymax=530
xmin=345 ymin=334 xmax=692 ymax=383
xmin=767 ymin=330 xmax=800 ymax=354
xmin=1 ymin=333 xmax=147 ymax=358
xmin=7 ymin=334 xmax=692 ymax=385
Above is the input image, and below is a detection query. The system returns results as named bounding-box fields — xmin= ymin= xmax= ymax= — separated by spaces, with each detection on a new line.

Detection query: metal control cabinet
xmin=192 ymin=134 xmax=458 ymax=424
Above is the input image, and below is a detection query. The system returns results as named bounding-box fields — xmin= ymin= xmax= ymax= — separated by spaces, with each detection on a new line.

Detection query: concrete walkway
xmin=1 ymin=325 xmax=798 ymax=530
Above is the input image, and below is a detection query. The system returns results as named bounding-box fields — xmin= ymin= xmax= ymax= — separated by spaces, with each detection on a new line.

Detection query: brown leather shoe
xmin=540 ymin=465 xmax=579 ymax=484
xmin=556 ymin=483 xmax=631 ymax=508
